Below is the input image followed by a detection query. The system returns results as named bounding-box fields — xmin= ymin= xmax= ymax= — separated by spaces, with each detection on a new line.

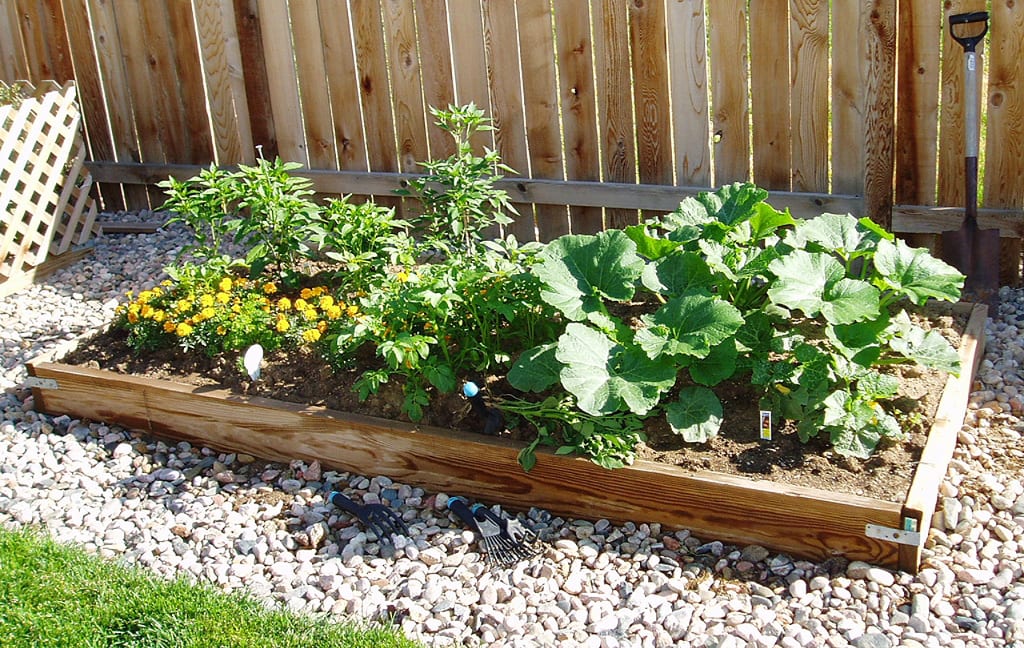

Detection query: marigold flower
xmin=263 ymin=282 xmax=277 ymax=295
xmin=140 ymin=304 xmax=154 ymax=319
xmin=201 ymin=307 xmax=216 ymax=320
xmin=317 ymin=320 xmax=328 ymax=333
xmin=326 ymin=305 xmax=343 ymax=320
xmin=216 ymin=291 xmax=231 ymax=304
xmin=176 ymin=322 xmax=194 ymax=337
xmin=277 ymin=297 xmax=292 ymax=311
xmin=163 ymin=321 xmax=177 ymax=333
xmin=276 ymin=317 xmax=290 ymax=333
xmin=303 ymin=308 xmax=317 ymax=321
xmin=153 ymin=310 xmax=166 ymax=323
xmin=346 ymin=304 xmax=360 ymax=317
xmin=302 ymin=328 xmax=321 ymax=343
xmin=294 ymin=298 xmax=308 ymax=311
xmin=137 ymin=290 xmax=155 ymax=304
xmin=318 ymin=295 xmax=334 ymax=310
xmin=199 ymin=293 xmax=215 ymax=308
xmin=127 ymin=311 xmax=139 ymax=324
xmin=176 ymin=299 xmax=191 ymax=313
xmin=300 ymin=287 xmax=314 ymax=300
xmin=218 ymin=277 xmax=233 ymax=293
xmin=217 ymin=325 xmax=227 ymax=335
xmin=310 ymin=286 xmax=325 ymax=297
xmin=396 ymin=270 xmax=409 ymax=283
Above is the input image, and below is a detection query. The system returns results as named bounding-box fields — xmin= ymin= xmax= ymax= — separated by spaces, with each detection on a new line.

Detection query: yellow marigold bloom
xmin=153 ymin=310 xmax=166 ymax=323
xmin=232 ymin=304 xmax=242 ymax=314
xmin=199 ymin=293 xmax=215 ymax=308
xmin=140 ymin=304 xmax=154 ymax=319
xmin=176 ymin=322 xmax=194 ymax=337
xmin=151 ymin=286 xmax=164 ymax=296
xmin=163 ymin=321 xmax=176 ymax=333
xmin=277 ymin=297 xmax=292 ymax=311
xmin=161 ymin=279 xmax=173 ymax=287
xmin=294 ymin=298 xmax=308 ymax=311
xmin=127 ymin=311 xmax=139 ymax=324
xmin=303 ymin=308 xmax=317 ymax=321
xmin=176 ymin=299 xmax=191 ymax=313
xmin=137 ymin=290 xmax=154 ymax=304
xmin=300 ymin=287 xmax=314 ymax=300
xmin=396 ymin=270 xmax=409 ymax=283
xmin=263 ymin=282 xmax=277 ymax=295
xmin=311 ymin=286 xmax=325 ymax=297
xmin=346 ymin=304 xmax=360 ymax=317
xmin=302 ymin=328 xmax=321 ymax=343
xmin=276 ymin=317 xmax=290 ymax=333
xmin=317 ymin=320 xmax=328 ymax=333
xmin=216 ymin=291 xmax=230 ymax=304
xmin=201 ymin=307 xmax=216 ymax=320
xmin=218 ymin=277 xmax=233 ymax=292
xmin=326 ymin=305 xmax=343 ymax=320
xmin=216 ymin=325 xmax=227 ymax=335
xmin=318 ymin=295 xmax=334 ymax=310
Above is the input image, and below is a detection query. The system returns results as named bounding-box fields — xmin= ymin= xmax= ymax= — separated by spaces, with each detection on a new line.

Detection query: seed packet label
xmin=759 ymin=410 xmax=772 ymax=441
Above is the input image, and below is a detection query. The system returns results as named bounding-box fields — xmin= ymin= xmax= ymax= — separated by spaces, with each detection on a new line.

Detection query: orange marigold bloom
xmin=317 ymin=320 xmax=328 ymax=333
xmin=127 ymin=311 xmax=139 ymax=324
xmin=163 ymin=321 xmax=177 ymax=333
xmin=263 ymin=282 xmax=278 ymax=294
xmin=300 ymin=287 xmax=314 ymax=300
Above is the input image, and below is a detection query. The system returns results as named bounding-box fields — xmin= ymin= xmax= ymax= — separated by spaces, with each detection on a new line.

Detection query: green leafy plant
xmin=510 ymin=183 xmax=965 ymax=460
xmin=396 ymin=103 xmax=516 ymax=254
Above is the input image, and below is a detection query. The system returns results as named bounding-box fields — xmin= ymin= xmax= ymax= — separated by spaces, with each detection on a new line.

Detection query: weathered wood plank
xmin=552 ymin=2 xmax=602 ymax=234
xmin=789 ymin=0 xmax=829 ymax=193
xmin=895 ymin=0 xmax=941 ymax=206
xmin=594 ymin=0 xmax=638 ymax=229
xmin=630 ymin=0 xmax=673 ymax=194
xmin=256 ymin=0 xmax=306 ymax=164
xmin=351 ymin=0 xmax=397 ymax=177
xmin=290 ymin=0 xmax=338 ymax=170
xmin=166 ymin=1 xmax=215 ymax=164
xmin=26 ymin=359 xmax=908 ymax=567
xmin=707 ymin=0 xmax=749 ymax=185
xmin=231 ymin=0 xmax=276 ymax=157
xmin=830 ymin=1 xmax=864 ymax=197
xmin=413 ymin=0 xmax=457 ymax=160
xmin=447 ymin=0 xmax=492 ymax=154
xmin=381 ymin=0 xmax=428 ymax=174
xmin=901 ymin=302 xmax=987 ymax=571
xmin=666 ymin=0 xmax=710 ymax=187
xmin=318 ymin=0 xmax=368 ymax=172
xmin=517 ymin=0 xmax=569 ymax=242
xmin=0 ymin=3 xmax=28 ymax=81
xmin=194 ymin=0 xmax=252 ymax=164
xmin=749 ymin=0 xmax=791 ymax=190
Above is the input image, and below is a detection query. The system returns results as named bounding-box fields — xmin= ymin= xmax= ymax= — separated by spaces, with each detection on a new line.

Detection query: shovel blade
xmin=941 ymin=222 xmax=1000 ymax=305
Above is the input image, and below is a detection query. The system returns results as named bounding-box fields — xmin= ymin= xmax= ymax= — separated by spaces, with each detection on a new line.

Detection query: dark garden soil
xmin=60 ymin=301 xmax=969 ymax=505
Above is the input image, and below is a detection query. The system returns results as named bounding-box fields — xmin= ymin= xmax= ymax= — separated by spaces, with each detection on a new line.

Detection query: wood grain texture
xmin=193 ymin=0 xmax=250 ymax=165
xmin=138 ymin=2 xmax=190 ymax=164
xmin=666 ymin=0 xmax=709 ymax=187
xmin=166 ymin=1 xmax=215 ymax=164
xmin=629 ymin=0 xmax=672 ymax=189
xmin=861 ymin=0 xmax=897 ymax=227
xmin=788 ymin=0 xmax=829 ymax=193
xmin=231 ymin=0 xmax=276 ymax=157
xmin=381 ymin=0 xmax=428 ymax=174
xmin=482 ymin=0 xmax=534 ymax=242
xmin=594 ymin=0 xmax=638 ymax=229
xmin=27 ymin=359 xmax=910 ymax=567
xmin=38 ymin=0 xmax=75 ymax=82
xmin=517 ymin=0 xmax=569 ymax=241
xmin=749 ymin=0 xmax=791 ymax=190
xmin=552 ymin=1 xmax=603 ymax=234
xmin=351 ymin=0 xmax=397 ymax=174
xmin=829 ymin=1 xmax=864 ymax=197
xmin=113 ymin=1 xmax=166 ymax=166
xmin=414 ymin=0 xmax=457 ymax=160
xmin=256 ymin=0 xmax=306 ymax=164
xmin=900 ymin=303 xmax=987 ymax=571
xmin=290 ymin=0 xmax=338 ymax=170
xmin=0 ymin=2 xmax=28 ymax=80
xmin=706 ymin=0 xmax=749 ymax=185
xmin=895 ymin=0 xmax=940 ymax=206
xmin=318 ymin=0 xmax=368 ymax=172
xmin=447 ymin=0 xmax=492 ymax=154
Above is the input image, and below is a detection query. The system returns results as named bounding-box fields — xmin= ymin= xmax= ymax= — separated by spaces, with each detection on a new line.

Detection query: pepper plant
xmin=509 ymin=183 xmax=964 ymax=460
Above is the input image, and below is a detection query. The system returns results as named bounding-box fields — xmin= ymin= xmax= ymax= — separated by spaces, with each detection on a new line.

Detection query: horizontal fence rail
xmin=1 ymin=1 xmax=1021 ymax=279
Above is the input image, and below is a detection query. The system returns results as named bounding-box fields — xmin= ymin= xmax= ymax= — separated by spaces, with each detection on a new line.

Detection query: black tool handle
xmin=949 ymin=11 xmax=989 ymax=52
xmin=328 ymin=491 xmax=362 ymax=516
xmin=447 ymin=497 xmax=480 ymax=531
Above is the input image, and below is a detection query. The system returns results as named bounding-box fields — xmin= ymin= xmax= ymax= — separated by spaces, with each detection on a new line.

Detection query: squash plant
xmin=508 ymin=183 xmax=964 ymax=466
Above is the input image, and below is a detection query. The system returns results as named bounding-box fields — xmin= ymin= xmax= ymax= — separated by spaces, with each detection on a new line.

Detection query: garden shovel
xmin=941 ymin=11 xmax=1000 ymax=306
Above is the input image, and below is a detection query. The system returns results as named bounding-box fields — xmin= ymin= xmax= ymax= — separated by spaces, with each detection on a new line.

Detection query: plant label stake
xmin=243 ymin=344 xmax=263 ymax=381
xmin=462 ymin=381 xmax=504 ymax=435
xmin=759 ymin=410 xmax=772 ymax=441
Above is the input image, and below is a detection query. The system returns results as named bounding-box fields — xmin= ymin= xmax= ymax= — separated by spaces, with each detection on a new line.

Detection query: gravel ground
xmin=1 ymin=218 xmax=1023 ymax=647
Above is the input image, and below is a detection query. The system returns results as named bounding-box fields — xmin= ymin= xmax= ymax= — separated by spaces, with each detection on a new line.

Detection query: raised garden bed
xmin=26 ymin=301 xmax=986 ymax=573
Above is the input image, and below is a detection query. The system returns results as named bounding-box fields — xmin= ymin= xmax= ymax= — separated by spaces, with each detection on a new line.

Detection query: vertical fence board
xmin=138 ymin=2 xmax=190 ymax=165
xmin=630 ymin=0 xmax=672 ymax=194
xmin=594 ymin=0 xmax=637 ymax=228
xmin=291 ymin=0 xmax=339 ymax=170
xmin=707 ymin=0 xmax=749 ymax=186
xmin=381 ymin=0 xmax=428 ymax=174
xmin=447 ymin=0 xmax=492 ymax=154
xmin=111 ymin=1 xmax=165 ymax=171
xmin=518 ymin=0 xmax=568 ymax=241
xmin=414 ymin=0 xmax=457 ymax=160
xmin=0 ymin=4 xmax=28 ymax=81
xmin=166 ymin=1 xmax=214 ymax=164
xmin=15 ymin=0 xmax=56 ymax=82
xmin=319 ymin=0 xmax=369 ymax=171
xmin=90 ymin=0 xmax=149 ymax=208
xmin=895 ymin=0 xmax=940 ymax=208
xmin=984 ymin=0 xmax=1024 ymax=284
xmin=860 ymin=0 xmax=896 ymax=226
xmin=39 ymin=0 xmax=75 ymax=82
xmin=194 ymin=0 xmax=249 ymax=164
xmin=749 ymin=0 xmax=791 ymax=190
xmin=830 ymin=2 xmax=864 ymax=197
xmin=257 ymin=0 xmax=307 ymax=164
xmin=232 ymin=0 xmax=276 ymax=157
xmin=483 ymin=0 xmax=534 ymax=242
xmin=667 ymin=0 xmax=710 ymax=187
xmin=553 ymin=1 xmax=602 ymax=233
xmin=789 ymin=0 xmax=829 ymax=193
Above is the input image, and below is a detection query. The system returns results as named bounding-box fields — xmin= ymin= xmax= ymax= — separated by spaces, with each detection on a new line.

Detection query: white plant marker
xmin=243 ymin=344 xmax=264 ymax=381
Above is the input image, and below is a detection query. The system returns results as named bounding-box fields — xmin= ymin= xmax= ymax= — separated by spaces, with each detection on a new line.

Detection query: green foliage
xmin=0 ymin=527 xmax=421 ymax=648
xmin=396 ymin=103 xmax=516 ymax=254
xmin=0 ymin=81 xmax=27 ymax=108
xmin=511 ymin=182 xmax=965 ymax=460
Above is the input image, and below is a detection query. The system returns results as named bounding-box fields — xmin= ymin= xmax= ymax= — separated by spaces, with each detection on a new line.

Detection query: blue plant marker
xmin=462 ymin=381 xmax=504 ymax=435
xmin=463 ymin=381 xmax=480 ymax=398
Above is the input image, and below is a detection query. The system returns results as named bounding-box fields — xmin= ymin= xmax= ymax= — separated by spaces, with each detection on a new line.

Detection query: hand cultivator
xmin=447 ymin=497 xmax=545 ymax=567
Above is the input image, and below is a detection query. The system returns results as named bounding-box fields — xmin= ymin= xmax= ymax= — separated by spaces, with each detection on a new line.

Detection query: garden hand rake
xmin=471 ymin=504 xmax=545 ymax=562
xmin=448 ymin=497 xmax=543 ymax=567
xmin=328 ymin=491 xmax=409 ymax=544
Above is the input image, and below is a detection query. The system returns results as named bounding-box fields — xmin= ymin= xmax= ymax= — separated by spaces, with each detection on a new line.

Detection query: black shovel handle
xmin=949 ymin=12 xmax=988 ymax=52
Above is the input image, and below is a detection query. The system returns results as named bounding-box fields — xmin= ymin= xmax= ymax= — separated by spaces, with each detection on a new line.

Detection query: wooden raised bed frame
xmin=26 ymin=303 xmax=987 ymax=573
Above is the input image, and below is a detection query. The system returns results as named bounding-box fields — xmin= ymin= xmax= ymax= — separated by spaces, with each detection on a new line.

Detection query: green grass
xmin=0 ymin=526 xmax=422 ymax=648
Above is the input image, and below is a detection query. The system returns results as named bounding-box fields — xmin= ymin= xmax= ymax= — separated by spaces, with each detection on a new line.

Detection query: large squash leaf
xmin=507 ymin=343 xmax=560 ymax=392
xmin=872 ymin=238 xmax=964 ymax=305
xmin=556 ymin=323 xmax=676 ymax=416
xmin=768 ymin=250 xmax=880 ymax=324
xmin=635 ymin=294 xmax=744 ymax=360
xmin=665 ymin=386 xmax=723 ymax=443
xmin=534 ymin=230 xmax=644 ymax=321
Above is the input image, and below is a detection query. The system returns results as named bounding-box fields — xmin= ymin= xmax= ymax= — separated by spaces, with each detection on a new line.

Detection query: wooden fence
xmin=1 ymin=0 xmax=1022 ymax=279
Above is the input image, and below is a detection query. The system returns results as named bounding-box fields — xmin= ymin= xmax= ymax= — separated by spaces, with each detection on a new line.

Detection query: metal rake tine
xmin=365 ymin=504 xmax=410 ymax=540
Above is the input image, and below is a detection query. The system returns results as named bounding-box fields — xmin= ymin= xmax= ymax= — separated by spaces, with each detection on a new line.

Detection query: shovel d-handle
xmin=950 ymin=11 xmax=989 ymax=53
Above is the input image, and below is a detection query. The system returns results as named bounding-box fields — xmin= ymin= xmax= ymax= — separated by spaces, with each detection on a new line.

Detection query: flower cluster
xmin=116 ymin=275 xmax=358 ymax=355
